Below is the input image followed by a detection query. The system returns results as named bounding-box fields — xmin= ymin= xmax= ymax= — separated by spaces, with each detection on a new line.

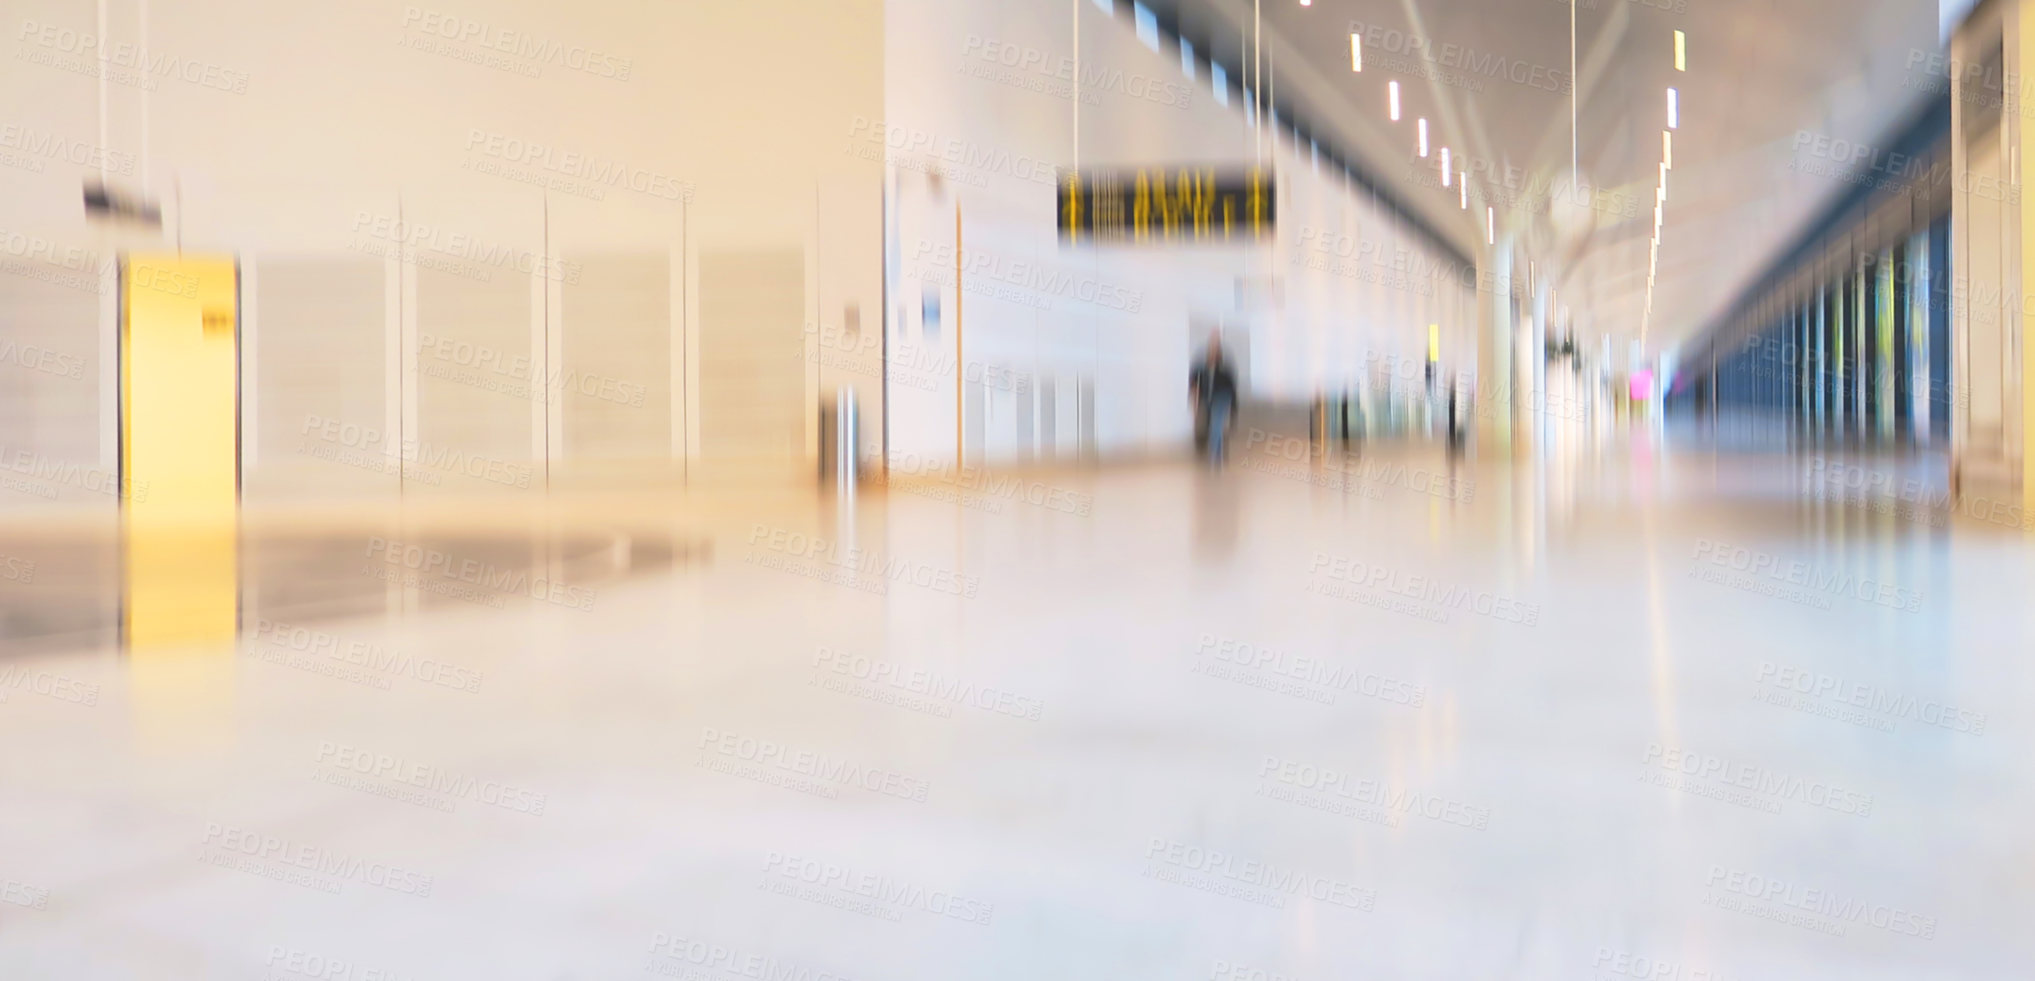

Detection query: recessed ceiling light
xmin=1388 ymin=81 xmax=1400 ymax=121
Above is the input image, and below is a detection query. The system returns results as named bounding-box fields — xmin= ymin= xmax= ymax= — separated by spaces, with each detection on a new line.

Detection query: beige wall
xmin=1 ymin=0 xmax=882 ymax=501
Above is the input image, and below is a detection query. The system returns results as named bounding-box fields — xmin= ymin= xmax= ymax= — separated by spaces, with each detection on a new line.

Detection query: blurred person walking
xmin=1446 ymin=378 xmax=1465 ymax=458
xmin=1190 ymin=335 xmax=1239 ymax=469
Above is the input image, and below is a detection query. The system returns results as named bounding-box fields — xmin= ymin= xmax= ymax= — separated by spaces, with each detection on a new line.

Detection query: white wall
xmin=883 ymin=0 xmax=1475 ymax=467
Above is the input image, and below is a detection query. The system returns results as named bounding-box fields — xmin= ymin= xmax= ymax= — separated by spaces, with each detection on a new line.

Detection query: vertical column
xmin=1931 ymin=219 xmax=1952 ymax=443
xmin=1823 ymin=286 xmax=1839 ymax=433
xmin=1910 ymin=230 xmax=1931 ymax=442
xmin=1841 ymin=273 xmax=1855 ymax=438
xmin=1787 ymin=304 xmax=1796 ymax=427
xmin=1772 ymin=307 xmax=1782 ymax=415
xmin=1780 ymin=309 xmax=1790 ymax=425
xmin=1762 ymin=313 xmax=1773 ymax=414
xmin=2020 ymin=2 xmax=2035 ymax=508
xmin=1891 ymin=247 xmax=1904 ymax=441
xmin=1771 ymin=308 xmax=1782 ymax=414
xmin=1831 ymin=282 xmax=1847 ymax=437
xmin=1798 ymin=301 xmax=1811 ymax=428
xmin=1526 ymin=274 xmax=1550 ymax=445
xmin=1478 ymin=240 xmax=1513 ymax=454
xmin=1788 ymin=307 xmax=1799 ymax=423
xmin=1930 ymin=219 xmax=1952 ymax=444
xmin=1863 ymin=254 xmax=1878 ymax=441
xmin=1865 ymin=266 xmax=1876 ymax=439
xmin=1950 ymin=7 xmax=2014 ymax=499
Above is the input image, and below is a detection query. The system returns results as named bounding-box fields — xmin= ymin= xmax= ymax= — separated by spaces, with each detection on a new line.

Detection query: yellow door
xmin=123 ymin=254 xmax=240 ymax=651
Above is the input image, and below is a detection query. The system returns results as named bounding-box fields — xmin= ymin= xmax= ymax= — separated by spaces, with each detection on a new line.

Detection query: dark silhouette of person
xmin=1190 ymin=336 xmax=1239 ymax=468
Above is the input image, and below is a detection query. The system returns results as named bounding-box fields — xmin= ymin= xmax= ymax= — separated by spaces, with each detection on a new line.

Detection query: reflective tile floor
xmin=0 ymin=431 xmax=2030 ymax=979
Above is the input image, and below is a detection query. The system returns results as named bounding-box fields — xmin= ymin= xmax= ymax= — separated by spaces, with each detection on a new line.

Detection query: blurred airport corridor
xmin=3 ymin=0 xmax=2032 ymax=976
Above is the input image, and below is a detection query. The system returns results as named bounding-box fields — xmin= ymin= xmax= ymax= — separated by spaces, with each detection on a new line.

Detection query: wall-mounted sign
xmin=1058 ymin=167 xmax=1274 ymax=243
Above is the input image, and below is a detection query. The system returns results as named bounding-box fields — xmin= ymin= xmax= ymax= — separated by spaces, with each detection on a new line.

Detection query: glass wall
xmin=1692 ymin=92 xmax=1951 ymax=450
xmin=1709 ymin=214 xmax=1952 ymax=447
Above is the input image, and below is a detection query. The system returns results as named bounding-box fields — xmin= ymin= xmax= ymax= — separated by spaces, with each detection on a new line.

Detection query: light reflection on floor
xmin=0 ymin=431 xmax=2027 ymax=979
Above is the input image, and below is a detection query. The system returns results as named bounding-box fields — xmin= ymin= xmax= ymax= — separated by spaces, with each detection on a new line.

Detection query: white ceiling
xmin=1191 ymin=0 xmax=1943 ymax=354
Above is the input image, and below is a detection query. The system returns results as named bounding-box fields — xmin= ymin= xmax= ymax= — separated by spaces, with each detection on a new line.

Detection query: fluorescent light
xmin=1459 ymin=174 xmax=1467 ymax=208
xmin=1663 ymin=130 xmax=1672 ymax=168
xmin=1486 ymin=206 xmax=1494 ymax=244
xmin=1388 ymin=80 xmax=1400 ymax=121
xmin=1441 ymin=147 xmax=1451 ymax=185
xmin=1674 ymin=30 xmax=1686 ymax=71
xmin=1667 ymin=88 xmax=1678 ymax=128
xmin=1417 ymin=118 xmax=1428 ymax=157
xmin=1350 ymin=33 xmax=1362 ymax=72
xmin=1182 ymin=39 xmax=1196 ymax=80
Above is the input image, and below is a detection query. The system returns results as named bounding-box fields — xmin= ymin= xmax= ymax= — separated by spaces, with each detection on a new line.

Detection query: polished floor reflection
xmin=0 ymin=429 xmax=2027 ymax=979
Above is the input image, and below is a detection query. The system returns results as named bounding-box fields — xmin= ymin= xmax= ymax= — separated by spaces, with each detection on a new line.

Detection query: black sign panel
xmin=1058 ymin=167 xmax=1274 ymax=243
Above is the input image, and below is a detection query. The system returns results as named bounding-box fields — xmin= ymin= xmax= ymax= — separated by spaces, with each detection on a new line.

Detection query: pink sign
xmin=1629 ymin=370 xmax=1653 ymax=401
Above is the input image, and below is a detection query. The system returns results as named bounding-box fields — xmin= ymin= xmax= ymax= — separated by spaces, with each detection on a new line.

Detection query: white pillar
xmin=1478 ymin=238 xmax=1514 ymax=454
